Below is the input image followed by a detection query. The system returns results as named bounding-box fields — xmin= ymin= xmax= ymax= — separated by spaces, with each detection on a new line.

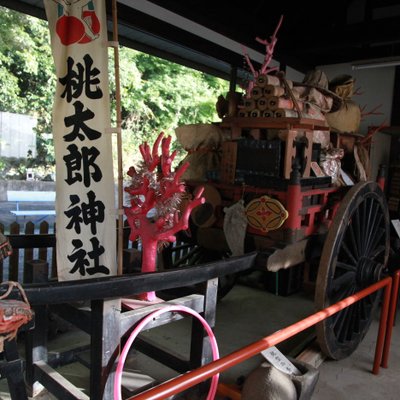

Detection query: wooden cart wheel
xmin=315 ymin=181 xmax=390 ymax=360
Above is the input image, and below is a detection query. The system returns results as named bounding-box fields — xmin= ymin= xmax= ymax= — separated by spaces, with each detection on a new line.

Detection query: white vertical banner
xmin=44 ymin=0 xmax=116 ymax=280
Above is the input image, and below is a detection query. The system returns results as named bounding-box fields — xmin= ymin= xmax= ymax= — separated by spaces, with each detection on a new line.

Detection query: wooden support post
xmin=220 ymin=141 xmax=238 ymax=184
xmin=24 ymin=259 xmax=48 ymax=284
xmin=25 ymin=304 xmax=48 ymax=397
xmin=280 ymin=128 xmax=313 ymax=179
xmin=90 ymin=298 xmax=121 ymax=400
xmin=190 ymin=278 xmax=218 ymax=367
xmin=1 ymin=339 xmax=29 ymax=400
xmin=189 ymin=278 xmax=218 ymax=397
xmin=122 ymin=248 xmax=141 ymax=274
xmin=285 ymin=162 xmax=303 ymax=243
xmin=283 ymin=130 xmax=298 ymax=179
xmin=229 ymin=66 xmax=237 ymax=93
xmin=25 ymin=260 xmax=49 ymax=397
xmin=302 ymin=130 xmax=313 ymax=178
xmin=111 ymin=0 xmax=124 ymax=276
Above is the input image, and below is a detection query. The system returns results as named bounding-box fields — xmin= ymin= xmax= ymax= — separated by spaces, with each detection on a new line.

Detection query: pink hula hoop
xmin=114 ymin=305 xmax=219 ymax=400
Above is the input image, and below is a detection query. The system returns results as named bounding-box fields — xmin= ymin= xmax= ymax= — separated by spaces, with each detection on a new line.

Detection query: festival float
xmin=171 ymin=16 xmax=390 ymax=361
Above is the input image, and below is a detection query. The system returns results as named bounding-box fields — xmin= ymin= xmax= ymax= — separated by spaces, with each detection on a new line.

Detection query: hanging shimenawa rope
xmin=112 ymin=0 xmax=124 ymax=275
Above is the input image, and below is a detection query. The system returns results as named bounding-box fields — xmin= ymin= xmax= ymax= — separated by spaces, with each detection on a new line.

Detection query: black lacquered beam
xmin=8 ymin=234 xmax=56 ymax=249
xmin=6 ymin=253 xmax=256 ymax=305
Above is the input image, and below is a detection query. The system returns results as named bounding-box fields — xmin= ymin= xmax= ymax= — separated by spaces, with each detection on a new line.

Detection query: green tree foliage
xmin=114 ymin=50 xmax=228 ymax=168
xmin=0 ymin=6 xmax=56 ymax=177
xmin=0 ymin=6 xmax=229 ymax=178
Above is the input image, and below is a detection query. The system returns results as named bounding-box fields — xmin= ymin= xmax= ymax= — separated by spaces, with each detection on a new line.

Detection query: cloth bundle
xmin=175 ymin=123 xmax=224 ymax=181
xmin=0 ymin=281 xmax=33 ymax=351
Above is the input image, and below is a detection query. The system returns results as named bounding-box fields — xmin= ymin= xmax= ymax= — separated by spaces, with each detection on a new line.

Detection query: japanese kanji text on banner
xmin=44 ymin=0 xmax=117 ymax=280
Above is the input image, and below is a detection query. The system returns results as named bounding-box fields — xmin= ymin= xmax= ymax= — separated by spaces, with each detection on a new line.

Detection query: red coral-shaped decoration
xmin=124 ymin=132 xmax=204 ymax=301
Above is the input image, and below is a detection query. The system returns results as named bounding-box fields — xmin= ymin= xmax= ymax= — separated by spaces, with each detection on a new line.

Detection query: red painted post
xmin=376 ymin=164 xmax=386 ymax=192
xmin=381 ymin=269 xmax=400 ymax=368
xmin=372 ymin=277 xmax=392 ymax=374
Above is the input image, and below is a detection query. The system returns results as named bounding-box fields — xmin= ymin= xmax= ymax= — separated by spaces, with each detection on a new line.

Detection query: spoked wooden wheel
xmin=315 ymin=181 xmax=390 ymax=360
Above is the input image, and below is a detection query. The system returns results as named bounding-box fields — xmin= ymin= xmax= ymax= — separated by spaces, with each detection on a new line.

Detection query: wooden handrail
xmin=1 ymin=252 xmax=257 ymax=305
xmin=8 ymin=233 xmax=56 ymax=249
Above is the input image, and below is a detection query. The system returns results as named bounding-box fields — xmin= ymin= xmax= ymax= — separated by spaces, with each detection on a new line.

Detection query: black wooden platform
xmin=1 ymin=252 xmax=256 ymax=399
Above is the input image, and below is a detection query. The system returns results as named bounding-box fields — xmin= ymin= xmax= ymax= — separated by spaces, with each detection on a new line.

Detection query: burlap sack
xmin=295 ymin=86 xmax=333 ymax=113
xmin=326 ymin=75 xmax=361 ymax=133
xmin=175 ymin=124 xmax=224 ymax=181
xmin=293 ymin=70 xmax=342 ymax=113
xmin=329 ymin=74 xmax=354 ymax=99
xmin=325 ymin=100 xmax=361 ymax=133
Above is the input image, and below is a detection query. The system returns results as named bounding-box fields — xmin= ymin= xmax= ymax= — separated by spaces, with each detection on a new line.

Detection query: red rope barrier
xmin=128 ymin=276 xmax=392 ymax=400
xmin=381 ymin=269 xmax=400 ymax=368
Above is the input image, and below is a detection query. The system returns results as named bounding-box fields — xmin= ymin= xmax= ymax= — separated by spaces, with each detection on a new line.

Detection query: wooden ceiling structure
xmin=2 ymin=0 xmax=400 ymax=80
